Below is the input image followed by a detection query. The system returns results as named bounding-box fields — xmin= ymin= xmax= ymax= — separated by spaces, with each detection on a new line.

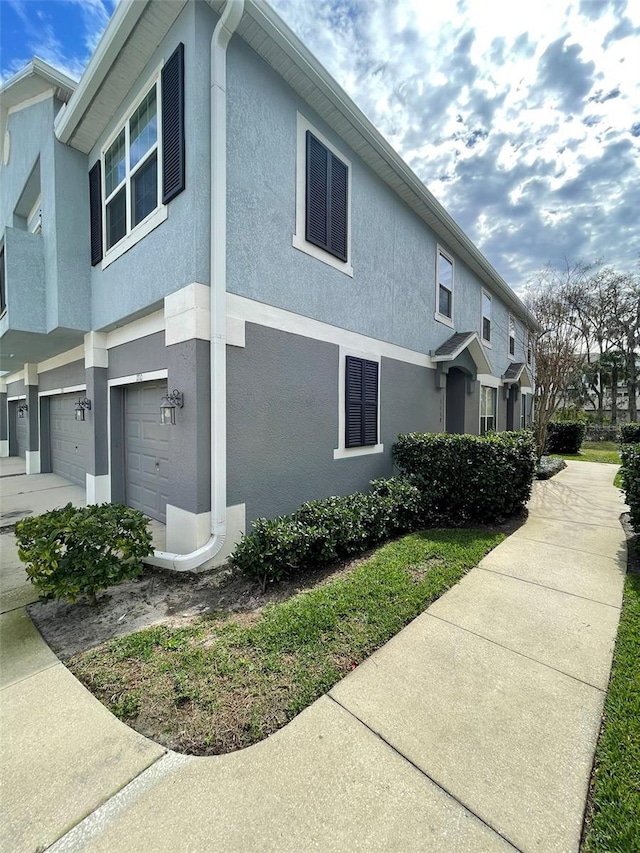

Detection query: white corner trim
xmin=0 ymin=440 xmax=8 ymax=458
xmin=86 ymin=473 xmax=111 ymax=504
xmin=107 ymin=369 xmax=168 ymax=388
xmin=25 ymin=450 xmax=41 ymax=474
xmin=477 ymin=374 xmax=502 ymax=389
xmin=85 ymin=332 xmax=108 ymax=368
xmin=104 ymin=310 xmax=164 ymax=349
xmin=227 ymin=293 xmax=435 ymax=369
xmin=165 ymin=283 xmax=211 ymax=346
xmin=37 ymin=345 xmax=85 ymax=374
xmin=293 ymin=112 xmax=354 ymax=278
xmin=165 ymin=505 xmax=212 ymax=554
xmin=24 ymin=364 xmax=38 ymax=386
xmin=211 ymin=503 xmax=246 ymax=568
xmin=226 ymin=316 xmax=246 ymax=348
xmin=334 ymin=345 xmax=384 ymax=460
xmin=39 ymin=384 xmax=86 ymax=397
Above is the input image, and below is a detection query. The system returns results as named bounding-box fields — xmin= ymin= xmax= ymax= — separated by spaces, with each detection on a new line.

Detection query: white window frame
xmin=100 ymin=64 xmax=167 ymax=269
xmin=480 ymin=384 xmax=497 ymax=435
xmin=481 ymin=289 xmax=492 ymax=346
xmin=508 ymin=315 xmax=516 ymax=359
xmin=334 ymin=346 xmax=383 ymax=459
xmin=293 ymin=113 xmax=353 ymax=277
xmin=27 ymin=194 xmax=42 ymax=234
xmin=435 ymin=246 xmax=454 ymax=327
xmin=526 ymin=331 xmax=533 ymax=366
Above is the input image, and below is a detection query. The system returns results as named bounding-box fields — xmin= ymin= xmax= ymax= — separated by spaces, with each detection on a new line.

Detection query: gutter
xmin=147 ymin=0 xmax=245 ymax=571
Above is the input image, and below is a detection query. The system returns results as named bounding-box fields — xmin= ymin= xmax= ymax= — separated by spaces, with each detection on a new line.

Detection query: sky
xmin=1 ymin=0 xmax=638 ymax=294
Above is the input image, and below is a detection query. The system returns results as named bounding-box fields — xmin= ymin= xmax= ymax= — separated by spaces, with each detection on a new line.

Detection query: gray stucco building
xmin=0 ymin=0 xmax=536 ymax=571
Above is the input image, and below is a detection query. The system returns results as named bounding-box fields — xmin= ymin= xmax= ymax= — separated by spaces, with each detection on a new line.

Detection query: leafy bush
xmin=620 ymin=444 xmax=640 ymax=531
xmin=231 ymin=477 xmax=422 ymax=590
xmin=546 ymin=420 xmax=587 ymax=454
xmin=585 ymin=424 xmax=620 ymax=443
xmin=620 ymin=423 xmax=640 ymax=445
xmin=15 ymin=503 xmax=152 ymax=604
xmin=536 ymin=456 xmax=567 ymax=480
xmin=392 ymin=431 xmax=536 ymax=524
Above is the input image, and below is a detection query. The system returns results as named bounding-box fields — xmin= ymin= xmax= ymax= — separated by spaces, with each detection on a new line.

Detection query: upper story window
xmin=509 ymin=315 xmax=516 ymax=357
xmin=89 ymin=43 xmax=185 ymax=268
xmin=293 ymin=114 xmax=353 ymax=276
xmin=436 ymin=248 xmax=454 ymax=325
xmin=480 ymin=385 xmax=497 ymax=435
xmin=527 ymin=333 xmax=532 ymax=365
xmin=482 ymin=291 xmax=492 ymax=343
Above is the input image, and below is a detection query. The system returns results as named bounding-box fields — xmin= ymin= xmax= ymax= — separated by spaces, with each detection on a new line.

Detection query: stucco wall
xmin=107 ymin=332 xmax=167 ymax=379
xmin=38 ymin=358 xmax=85 ymax=392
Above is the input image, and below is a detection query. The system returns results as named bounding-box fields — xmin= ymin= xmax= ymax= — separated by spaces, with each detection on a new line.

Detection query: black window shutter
xmin=306 ymin=131 xmax=348 ymax=262
xmin=162 ymin=42 xmax=185 ymax=204
xmin=89 ymin=160 xmax=103 ymax=266
xmin=345 ymin=356 xmax=378 ymax=448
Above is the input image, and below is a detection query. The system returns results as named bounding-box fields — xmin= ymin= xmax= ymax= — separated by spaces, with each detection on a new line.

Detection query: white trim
xmin=508 ymin=314 xmax=516 ymax=360
xmin=226 ymin=316 xmax=246 ymax=348
xmin=0 ymin=439 xmax=8 ymax=458
xmin=481 ymin=289 xmax=492 ymax=346
xmin=25 ymin=450 xmax=41 ymax=475
xmin=435 ymin=245 xmax=454 ymax=326
xmin=24 ymin=364 xmax=38 ymax=386
xmin=165 ymin=505 xmax=212 ymax=554
xmin=104 ymin=309 xmax=164 ymax=349
xmin=37 ymin=345 xmax=85 ymax=374
xmin=334 ymin=346 xmax=384 ymax=460
xmin=101 ymin=207 xmax=167 ymax=268
xmin=227 ymin=293 xmax=435 ymax=369
xmin=476 ymin=373 xmax=502 ymax=389
xmin=107 ymin=369 xmax=168 ymax=388
xmin=7 ymin=89 xmax=54 ymax=115
xmin=86 ymin=473 xmax=110 ymax=504
xmin=212 ymin=503 xmax=246 ymax=568
xmin=85 ymin=332 xmax=109 ymax=369
xmin=479 ymin=384 xmax=498 ymax=436
xmin=7 ymin=395 xmax=26 ymax=402
xmin=293 ymin=112 xmax=354 ymax=277
xmin=3 ymin=370 xmax=24 ymax=386
xmin=38 ymin=385 xmax=86 ymax=398
xmin=164 ymin=283 xmax=211 ymax=345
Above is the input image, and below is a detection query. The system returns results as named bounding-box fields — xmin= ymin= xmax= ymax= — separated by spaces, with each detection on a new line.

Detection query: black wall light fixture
xmin=75 ymin=397 xmax=92 ymax=421
xmin=160 ymin=389 xmax=183 ymax=425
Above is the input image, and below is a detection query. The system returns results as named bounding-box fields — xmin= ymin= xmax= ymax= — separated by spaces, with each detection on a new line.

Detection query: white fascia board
xmin=54 ymin=0 xmax=148 ymax=145
xmin=431 ymin=332 xmax=492 ymax=375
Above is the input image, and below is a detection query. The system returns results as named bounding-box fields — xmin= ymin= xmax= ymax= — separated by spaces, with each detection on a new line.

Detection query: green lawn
xmin=69 ymin=528 xmax=503 ymax=755
xmin=553 ymin=441 xmax=621 ymax=465
xmin=582 ymin=559 xmax=640 ymax=852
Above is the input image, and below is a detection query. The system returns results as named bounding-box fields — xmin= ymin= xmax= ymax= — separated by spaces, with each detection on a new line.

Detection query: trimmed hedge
xmin=620 ymin=423 xmax=640 ymax=444
xmin=15 ymin=503 xmax=152 ymax=604
xmin=620 ymin=445 xmax=640 ymax=531
xmin=230 ymin=477 xmax=422 ymax=590
xmin=392 ymin=431 xmax=536 ymax=524
xmin=546 ymin=420 xmax=587 ymax=454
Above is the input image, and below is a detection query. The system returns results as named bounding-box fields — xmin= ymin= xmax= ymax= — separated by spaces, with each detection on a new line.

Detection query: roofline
xmin=0 ymin=57 xmax=77 ymax=98
xmin=430 ymin=331 xmax=493 ymax=375
xmin=54 ymin=0 xmax=148 ymax=144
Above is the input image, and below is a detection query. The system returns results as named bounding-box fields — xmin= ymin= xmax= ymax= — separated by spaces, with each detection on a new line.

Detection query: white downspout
xmin=148 ymin=0 xmax=244 ymax=572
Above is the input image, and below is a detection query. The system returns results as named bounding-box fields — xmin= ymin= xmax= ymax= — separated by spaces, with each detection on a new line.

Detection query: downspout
xmin=148 ymin=0 xmax=244 ymax=571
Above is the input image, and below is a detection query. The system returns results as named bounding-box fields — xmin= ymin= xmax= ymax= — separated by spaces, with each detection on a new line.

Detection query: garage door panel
xmin=50 ymin=394 xmax=89 ymax=487
xmin=125 ymin=381 xmax=169 ymax=523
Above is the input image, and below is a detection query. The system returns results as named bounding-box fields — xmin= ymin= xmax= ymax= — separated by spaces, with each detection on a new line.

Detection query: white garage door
xmin=125 ymin=382 xmax=169 ymax=523
xmin=50 ymin=393 xmax=89 ymax=486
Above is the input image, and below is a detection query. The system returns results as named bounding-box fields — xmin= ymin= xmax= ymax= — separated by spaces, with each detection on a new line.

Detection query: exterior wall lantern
xmin=17 ymin=403 xmax=28 ymax=418
xmin=74 ymin=397 xmax=92 ymax=421
xmin=160 ymin=389 xmax=183 ymax=425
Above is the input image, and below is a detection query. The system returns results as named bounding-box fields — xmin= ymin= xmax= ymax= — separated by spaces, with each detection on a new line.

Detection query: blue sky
xmin=2 ymin=0 xmax=639 ymax=292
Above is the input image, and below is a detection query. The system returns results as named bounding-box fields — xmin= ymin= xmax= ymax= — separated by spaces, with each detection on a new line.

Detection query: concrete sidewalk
xmin=0 ymin=461 xmax=627 ymax=852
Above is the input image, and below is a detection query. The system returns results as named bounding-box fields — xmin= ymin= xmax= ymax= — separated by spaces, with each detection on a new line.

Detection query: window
xmin=482 ymin=291 xmax=492 ymax=343
xmin=89 ymin=44 xmax=185 ymax=267
xmin=521 ymin=393 xmax=528 ymax=429
xmin=480 ymin=385 xmax=497 ymax=435
xmin=345 ymin=356 xmax=379 ymax=448
xmin=527 ymin=333 xmax=532 ymax=365
xmin=0 ymin=245 xmax=5 ymax=316
xmin=436 ymin=249 xmax=454 ymax=324
xmin=509 ymin=315 xmax=516 ymax=357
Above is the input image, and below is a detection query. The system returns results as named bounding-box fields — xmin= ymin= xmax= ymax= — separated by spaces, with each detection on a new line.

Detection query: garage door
xmin=15 ymin=403 xmax=27 ymax=458
xmin=50 ymin=393 xmax=89 ymax=486
xmin=125 ymin=382 xmax=169 ymax=523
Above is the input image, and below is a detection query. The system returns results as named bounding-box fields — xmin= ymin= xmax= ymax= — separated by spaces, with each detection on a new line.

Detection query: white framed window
xmin=293 ymin=113 xmax=353 ymax=277
xmin=508 ymin=315 xmax=516 ymax=358
xmin=27 ymin=194 xmax=42 ymax=234
xmin=334 ymin=347 xmax=383 ymax=459
xmin=520 ymin=393 xmax=528 ymax=429
xmin=435 ymin=246 xmax=454 ymax=327
xmin=526 ymin=332 xmax=532 ymax=366
xmin=480 ymin=385 xmax=497 ymax=435
xmin=481 ymin=290 xmax=492 ymax=344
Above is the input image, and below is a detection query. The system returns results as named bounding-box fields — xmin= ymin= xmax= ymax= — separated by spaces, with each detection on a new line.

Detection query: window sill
xmin=434 ymin=312 xmax=454 ymax=328
xmin=292 ymin=233 xmax=353 ymax=277
xmin=482 ymin=339 xmax=492 ymax=349
xmin=101 ymin=205 xmax=168 ymax=270
xmin=333 ymin=443 xmax=384 ymax=460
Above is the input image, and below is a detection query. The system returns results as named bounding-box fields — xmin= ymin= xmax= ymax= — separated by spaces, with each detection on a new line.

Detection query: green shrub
xmin=620 ymin=444 xmax=640 ymax=531
xmin=15 ymin=503 xmax=153 ymax=604
xmin=230 ymin=476 xmax=422 ymax=590
xmin=620 ymin=423 xmax=640 ymax=444
xmin=392 ymin=431 xmax=536 ymax=524
xmin=546 ymin=420 xmax=587 ymax=454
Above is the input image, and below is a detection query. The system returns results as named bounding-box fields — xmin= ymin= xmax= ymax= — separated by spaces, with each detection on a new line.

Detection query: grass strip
xmin=69 ymin=528 xmax=502 ymax=755
xmin=582 ymin=556 xmax=640 ymax=852
xmin=554 ymin=441 xmax=621 ymax=466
